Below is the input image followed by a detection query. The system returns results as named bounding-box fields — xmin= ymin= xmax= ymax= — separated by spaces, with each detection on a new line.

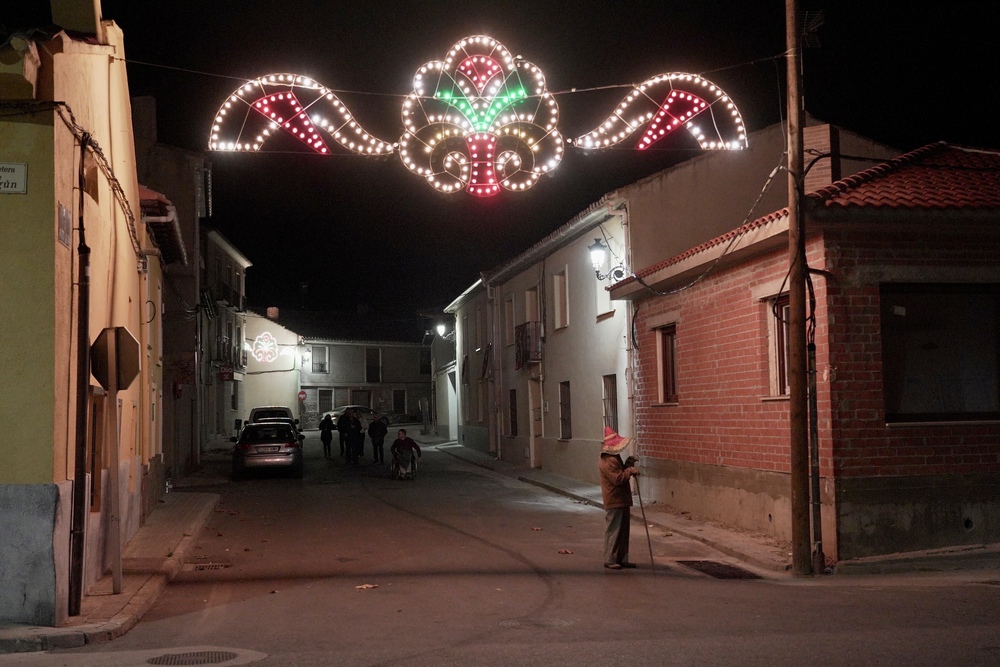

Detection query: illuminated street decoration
xmin=250 ymin=332 xmax=279 ymax=363
xmin=568 ymin=73 xmax=747 ymax=150
xmin=399 ymin=35 xmax=563 ymax=197
xmin=208 ymin=36 xmax=746 ymax=197
xmin=208 ymin=73 xmax=395 ymax=155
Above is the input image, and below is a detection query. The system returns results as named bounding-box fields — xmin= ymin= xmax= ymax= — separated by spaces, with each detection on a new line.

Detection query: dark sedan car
xmin=231 ymin=422 xmax=304 ymax=480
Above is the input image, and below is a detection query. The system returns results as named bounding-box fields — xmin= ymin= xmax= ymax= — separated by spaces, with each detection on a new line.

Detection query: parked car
xmin=252 ymin=416 xmax=303 ymax=434
xmin=247 ymin=406 xmax=298 ymax=424
xmin=231 ymin=422 xmax=304 ymax=480
xmin=322 ymin=405 xmax=390 ymax=429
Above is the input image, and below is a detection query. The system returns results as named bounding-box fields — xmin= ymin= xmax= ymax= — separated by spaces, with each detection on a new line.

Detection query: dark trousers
xmin=338 ymin=432 xmax=346 ymax=456
xmin=371 ymin=437 xmax=385 ymax=463
xmin=321 ymin=435 xmax=332 ymax=458
xmin=604 ymin=507 xmax=631 ymax=565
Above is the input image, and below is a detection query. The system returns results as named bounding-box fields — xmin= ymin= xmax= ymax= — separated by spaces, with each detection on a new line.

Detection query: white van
xmin=247 ymin=406 xmax=297 ymax=424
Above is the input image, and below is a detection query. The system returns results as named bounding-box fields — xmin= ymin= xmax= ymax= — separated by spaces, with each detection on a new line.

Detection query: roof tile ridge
xmin=807 ymin=141 xmax=948 ymax=202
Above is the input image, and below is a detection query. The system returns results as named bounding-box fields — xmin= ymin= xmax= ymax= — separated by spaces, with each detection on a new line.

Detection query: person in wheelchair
xmin=390 ymin=429 xmax=421 ymax=478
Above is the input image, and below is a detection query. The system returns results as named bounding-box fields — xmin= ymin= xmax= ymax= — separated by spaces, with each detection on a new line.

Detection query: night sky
xmin=5 ymin=2 xmax=998 ymax=317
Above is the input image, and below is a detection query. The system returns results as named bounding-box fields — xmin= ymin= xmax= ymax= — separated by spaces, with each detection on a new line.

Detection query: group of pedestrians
xmin=318 ymin=409 xmax=419 ymax=469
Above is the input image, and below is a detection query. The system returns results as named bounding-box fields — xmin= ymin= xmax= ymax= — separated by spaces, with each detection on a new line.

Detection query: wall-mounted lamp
xmin=588 ymin=238 xmax=626 ymax=282
xmin=436 ymin=323 xmax=447 ymax=337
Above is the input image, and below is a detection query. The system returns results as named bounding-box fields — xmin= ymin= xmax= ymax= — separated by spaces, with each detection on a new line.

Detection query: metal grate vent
xmin=146 ymin=651 xmax=239 ymax=665
xmin=499 ymin=618 xmax=573 ymax=628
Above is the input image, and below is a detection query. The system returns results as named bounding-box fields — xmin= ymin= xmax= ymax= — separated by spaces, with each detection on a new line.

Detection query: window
xmin=231 ymin=380 xmax=239 ymax=410
xmin=366 ymin=348 xmax=381 ymax=383
xmin=770 ymin=294 xmax=790 ymax=396
xmin=476 ymin=306 xmax=484 ymax=351
xmin=881 ymin=284 xmax=1000 ymax=422
xmin=312 ymin=345 xmax=329 ymax=374
xmin=602 ymin=374 xmax=619 ymax=432
xmin=508 ymin=389 xmax=518 ymax=436
xmin=657 ymin=324 xmax=678 ymax=403
xmin=504 ymin=297 xmax=515 ymax=345
xmin=393 ymin=389 xmax=406 ymax=415
xmin=318 ymin=389 xmax=333 ymax=413
xmin=559 ymin=381 xmax=572 ymax=439
xmin=419 ymin=349 xmax=431 ymax=375
xmin=553 ymin=269 xmax=569 ymax=329
xmin=477 ymin=380 xmax=486 ymax=423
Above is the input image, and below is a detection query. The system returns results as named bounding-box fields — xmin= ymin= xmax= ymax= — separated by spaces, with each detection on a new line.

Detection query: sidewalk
xmin=0 ymin=491 xmax=218 ymax=654
xmin=432 ymin=441 xmax=1000 ymax=577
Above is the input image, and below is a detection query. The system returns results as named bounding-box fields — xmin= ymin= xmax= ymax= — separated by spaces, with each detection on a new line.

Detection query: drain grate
xmin=146 ymin=651 xmax=239 ymax=665
xmin=677 ymin=560 xmax=762 ymax=580
xmin=183 ymin=562 xmax=232 ymax=572
xmin=499 ymin=618 xmax=573 ymax=629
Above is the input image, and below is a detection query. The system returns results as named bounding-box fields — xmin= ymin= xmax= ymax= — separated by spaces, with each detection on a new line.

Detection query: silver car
xmin=231 ymin=422 xmax=304 ymax=480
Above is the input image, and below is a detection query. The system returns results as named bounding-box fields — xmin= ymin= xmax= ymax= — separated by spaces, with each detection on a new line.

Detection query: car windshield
xmin=240 ymin=425 xmax=293 ymax=442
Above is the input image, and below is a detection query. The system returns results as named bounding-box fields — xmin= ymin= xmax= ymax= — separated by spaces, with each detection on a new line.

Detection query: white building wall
xmin=243 ymin=313 xmax=301 ymax=426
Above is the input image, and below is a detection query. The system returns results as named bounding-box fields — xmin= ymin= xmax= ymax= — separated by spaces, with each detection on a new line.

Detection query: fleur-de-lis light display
xmin=209 ymin=35 xmax=746 ymax=197
xmin=250 ymin=332 xmax=279 ymax=363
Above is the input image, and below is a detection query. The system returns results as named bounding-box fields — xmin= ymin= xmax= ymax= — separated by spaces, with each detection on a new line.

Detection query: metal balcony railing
xmin=514 ymin=321 xmax=543 ymax=369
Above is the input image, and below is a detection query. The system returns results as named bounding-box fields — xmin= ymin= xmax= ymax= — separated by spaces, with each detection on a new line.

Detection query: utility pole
xmin=786 ymin=0 xmax=812 ymax=576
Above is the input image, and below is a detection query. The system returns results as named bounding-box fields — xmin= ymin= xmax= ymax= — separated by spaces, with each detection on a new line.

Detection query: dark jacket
xmin=599 ymin=453 xmax=635 ymax=510
xmin=368 ymin=419 xmax=388 ymax=441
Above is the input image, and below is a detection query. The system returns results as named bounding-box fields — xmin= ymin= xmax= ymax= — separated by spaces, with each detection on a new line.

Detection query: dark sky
xmin=5 ymin=2 xmax=998 ymax=316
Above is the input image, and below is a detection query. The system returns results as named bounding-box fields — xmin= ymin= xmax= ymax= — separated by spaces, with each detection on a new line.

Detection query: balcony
xmin=514 ymin=321 xmax=543 ymax=369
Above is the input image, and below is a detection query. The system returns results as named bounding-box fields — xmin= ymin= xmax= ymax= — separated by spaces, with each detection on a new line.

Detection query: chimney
xmin=50 ymin=0 xmax=104 ymax=41
xmin=803 ymin=124 xmax=842 ymax=194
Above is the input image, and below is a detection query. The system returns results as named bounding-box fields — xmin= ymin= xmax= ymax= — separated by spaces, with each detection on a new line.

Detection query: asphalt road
xmin=5 ymin=434 xmax=1000 ymax=667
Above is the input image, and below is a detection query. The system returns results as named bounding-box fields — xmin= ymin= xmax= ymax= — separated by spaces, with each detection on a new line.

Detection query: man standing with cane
xmin=599 ymin=427 xmax=640 ymax=570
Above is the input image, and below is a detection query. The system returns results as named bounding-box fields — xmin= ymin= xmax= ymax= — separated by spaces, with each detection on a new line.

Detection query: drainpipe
xmin=69 ymin=133 xmax=91 ymax=617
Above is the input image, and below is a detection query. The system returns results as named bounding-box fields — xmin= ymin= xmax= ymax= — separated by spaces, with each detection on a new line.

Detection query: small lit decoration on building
xmin=208 ymin=36 xmax=746 ymax=197
xmin=250 ymin=332 xmax=279 ymax=363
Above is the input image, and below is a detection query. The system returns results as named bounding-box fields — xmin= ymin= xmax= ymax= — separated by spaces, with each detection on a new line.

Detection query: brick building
xmin=612 ymin=142 xmax=1000 ymax=561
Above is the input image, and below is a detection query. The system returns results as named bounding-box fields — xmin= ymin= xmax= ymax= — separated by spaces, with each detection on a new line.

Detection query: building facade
xmin=1 ymin=12 xmax=180 ymax=624
xmin=200 ymin=229 xmax=251 ymax=449
xmin=613 ymin=142 xmax=1000 ymax=561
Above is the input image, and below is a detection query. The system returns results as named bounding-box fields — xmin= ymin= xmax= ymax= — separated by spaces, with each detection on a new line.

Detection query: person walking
xmin=368 ymin=414 xmax=389 ymax=465
xmin=319 ymin=413 xmax=335 ymax=459
xmin=336 ymin=409 xmax=350 ymax=457
xmin=345 ymin=408 xmax=364 ymax=464
xmin=599 ymin=427 xmax=640 ymax=570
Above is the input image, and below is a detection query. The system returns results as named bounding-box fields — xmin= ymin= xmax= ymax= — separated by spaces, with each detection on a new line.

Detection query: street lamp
xmin=588 ymin=238 xmax=626 ymax=282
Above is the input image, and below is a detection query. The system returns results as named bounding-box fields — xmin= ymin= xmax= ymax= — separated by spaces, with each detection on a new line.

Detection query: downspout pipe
xmin=69 ymin=133 xmax=91 ymax=617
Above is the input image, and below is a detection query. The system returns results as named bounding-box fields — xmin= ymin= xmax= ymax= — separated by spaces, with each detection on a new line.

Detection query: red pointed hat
xmin=602 ymin=426 xmax=633 ymax=454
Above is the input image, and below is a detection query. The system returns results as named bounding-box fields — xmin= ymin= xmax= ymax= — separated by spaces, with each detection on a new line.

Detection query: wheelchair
xmin=390 ymin=450 xmax=417 ymax=480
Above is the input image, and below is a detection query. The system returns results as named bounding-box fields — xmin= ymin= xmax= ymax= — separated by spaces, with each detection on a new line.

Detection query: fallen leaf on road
xmin=558 ymin=549 xmax=573 ymax=554
xmin=531 ymin=527 xmax=543 ymax=531
xmin=217 ymin=532 xmax=223 ymax=537
xmin=270 ymin=590 xmax=278 ymax=594
xmin=355 ymin=584 xmax=378 ymax=590
xmin=244 ymin=547 xmax=252 ymax=552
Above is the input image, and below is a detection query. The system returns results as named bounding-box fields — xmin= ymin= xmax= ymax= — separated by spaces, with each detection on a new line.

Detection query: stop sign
xmin=91 ymin=326 xmax=141 ymax=391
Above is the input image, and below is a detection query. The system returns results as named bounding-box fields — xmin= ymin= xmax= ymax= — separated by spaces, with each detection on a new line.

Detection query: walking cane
xmin=634 ymin=472 xmax=655 ymax=573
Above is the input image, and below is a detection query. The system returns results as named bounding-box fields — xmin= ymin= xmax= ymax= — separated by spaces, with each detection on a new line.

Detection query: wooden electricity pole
xmin=786 ymin=0 xmax=812 ymax=576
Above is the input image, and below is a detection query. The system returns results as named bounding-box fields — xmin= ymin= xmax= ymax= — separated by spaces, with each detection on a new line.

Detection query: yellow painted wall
xmin=0 ymin=115 xmax=57 ymax=484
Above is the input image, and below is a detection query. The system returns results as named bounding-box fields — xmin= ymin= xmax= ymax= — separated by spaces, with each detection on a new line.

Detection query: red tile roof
xmin=809 ymin=142 xmax=1000 ymax=211
xmin=621 ymin=142 xmax=1000 ymax=286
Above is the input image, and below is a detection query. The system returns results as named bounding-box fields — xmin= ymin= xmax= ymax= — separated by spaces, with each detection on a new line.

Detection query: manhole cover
xmin=677 ymin=560 xmax=762 ymax=579
xmin=499 ymin=618 xmax=573 ymax=628
xmin=146 ymin=651 xmax=239 ymax=665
